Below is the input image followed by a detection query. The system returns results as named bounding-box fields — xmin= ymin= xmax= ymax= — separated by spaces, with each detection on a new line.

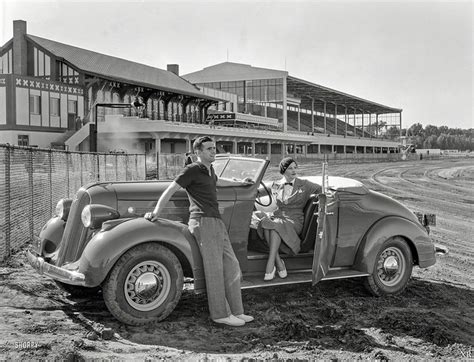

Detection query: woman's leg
xmin=275 ymin=253 xmax=285 ymax=272
xmin=265 ymin=230 xmax=282 ymax=274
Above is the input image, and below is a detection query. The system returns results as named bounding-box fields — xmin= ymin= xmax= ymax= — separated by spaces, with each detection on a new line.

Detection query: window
xmin=50 ymin=98 xmax=60 ymax=116
xmin=18 ymin=135 xmax=29 ymax=147
xmin=0 ymin=49 xmax=13 ymax=74
xmin=29 ymin=95 xmax=41 ymax=114
xmin=67 ymin=100 xmax=77 ymax=114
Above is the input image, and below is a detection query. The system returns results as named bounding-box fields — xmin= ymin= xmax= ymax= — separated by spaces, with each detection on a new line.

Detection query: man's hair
xmin=193 ymin=136 xmax=214 ymax=151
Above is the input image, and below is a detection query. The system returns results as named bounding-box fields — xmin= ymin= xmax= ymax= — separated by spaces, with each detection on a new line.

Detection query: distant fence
xmin=0 ymin=144 xmax=146 ymax=260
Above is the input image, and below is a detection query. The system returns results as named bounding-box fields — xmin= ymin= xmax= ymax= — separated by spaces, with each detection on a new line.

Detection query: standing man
xmin=145 ymin=136 xmax=254 ymax=327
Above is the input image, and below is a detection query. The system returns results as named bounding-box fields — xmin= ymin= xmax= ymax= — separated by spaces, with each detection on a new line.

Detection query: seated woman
xmin=254 ymin=157 xmax=321 ymax=281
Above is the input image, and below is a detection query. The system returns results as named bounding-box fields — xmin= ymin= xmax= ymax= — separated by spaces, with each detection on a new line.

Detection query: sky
xmin=1 ymin=0 xmax=473 ymax=129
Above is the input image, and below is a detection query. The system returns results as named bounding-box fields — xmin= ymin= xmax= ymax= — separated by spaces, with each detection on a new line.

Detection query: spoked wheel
xmin=103 ymin=243 xmax=183 ymax=325
xmin=124 ymin=260 xmax=171 ymax=311
xmin=364 ymin=236 xmax=413 ymax=296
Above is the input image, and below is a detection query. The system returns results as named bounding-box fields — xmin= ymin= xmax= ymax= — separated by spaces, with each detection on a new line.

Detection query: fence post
xmin=66 ymin=151 xmax=70 ymax=198
xmin=48 ymin=149 xmax=53 ymax=214
xmin=4 ymin=146 xmax=11 ymax=259
xmin=115 ymin=154 xmax=118 ymax=181
xmin=28 ymin=149 xmax=34 ymax=241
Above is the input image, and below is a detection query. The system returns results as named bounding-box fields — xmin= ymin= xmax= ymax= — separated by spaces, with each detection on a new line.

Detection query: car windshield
xmin=213 ymin=158 xmax=266 ymax=181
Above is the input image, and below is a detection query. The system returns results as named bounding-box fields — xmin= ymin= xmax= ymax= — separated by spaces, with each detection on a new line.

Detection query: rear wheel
xmin=102 ymin=243 xmax=183 ymax=325
xmin=364 ymin=236 xmax=413 ymax=296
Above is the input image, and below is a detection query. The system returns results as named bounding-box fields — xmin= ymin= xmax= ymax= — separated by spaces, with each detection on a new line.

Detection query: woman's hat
xmin=279 ymin=157 xmax=297 ymax=174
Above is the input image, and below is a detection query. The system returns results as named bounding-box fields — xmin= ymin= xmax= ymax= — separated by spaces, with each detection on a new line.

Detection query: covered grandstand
xmin=184 ymin=62 xmax=402 ymax=139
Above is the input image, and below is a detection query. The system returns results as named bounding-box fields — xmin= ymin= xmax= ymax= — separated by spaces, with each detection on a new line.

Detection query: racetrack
xmin=0 ymin=157 xmax=473 ymax=360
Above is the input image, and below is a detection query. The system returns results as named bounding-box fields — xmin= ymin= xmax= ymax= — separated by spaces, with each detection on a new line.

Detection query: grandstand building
xmin=1 ymin=20 xmax=402 ymax=160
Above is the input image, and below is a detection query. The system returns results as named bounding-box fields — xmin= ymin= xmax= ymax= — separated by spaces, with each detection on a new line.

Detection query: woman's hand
xmin=144 ymin=211 xmax=158 ymax=222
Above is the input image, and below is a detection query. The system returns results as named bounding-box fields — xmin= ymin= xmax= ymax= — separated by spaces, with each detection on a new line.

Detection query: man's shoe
xmin=213 ymin=315 xmax=245 ymax=327
xmin=264 ymin=266 xmax=276 ymax=281
xmin=235 ymin=314 xmax=254 ymax=323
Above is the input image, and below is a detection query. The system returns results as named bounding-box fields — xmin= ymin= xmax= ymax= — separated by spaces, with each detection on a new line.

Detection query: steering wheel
xmin=255 ymin=181 xmax=273 ymax=207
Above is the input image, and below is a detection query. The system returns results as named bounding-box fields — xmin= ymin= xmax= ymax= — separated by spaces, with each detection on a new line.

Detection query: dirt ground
xmin=1 ymin=157 xmax=473 ymax=360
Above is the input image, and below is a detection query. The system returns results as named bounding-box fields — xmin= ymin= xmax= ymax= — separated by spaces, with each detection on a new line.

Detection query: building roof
xmin=287 ymin=76 xmax=402 ymax=115
xmin=184 ymin=61 xmax=401 ymax=115
xmin=183 ymin=62 xmax=288 ymax=83
xmin=27 ymin=35 xmax=218 ymax=101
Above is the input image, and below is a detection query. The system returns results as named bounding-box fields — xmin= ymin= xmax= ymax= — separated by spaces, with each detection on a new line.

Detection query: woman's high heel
xmin=264 ymin=266 xmax=276 ymax=281
xmin=278 ymin=261 xmax=287 ymax=279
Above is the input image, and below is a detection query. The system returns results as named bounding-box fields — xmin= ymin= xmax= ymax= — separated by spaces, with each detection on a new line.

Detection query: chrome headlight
xmin=55 ymin=199 xmax=73 ymax=220
xmin=81 ymin=204 xmax=120 ymax=229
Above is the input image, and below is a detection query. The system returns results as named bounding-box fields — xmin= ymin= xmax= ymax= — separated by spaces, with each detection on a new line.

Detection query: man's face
xmin=197 ymin=141 xmax=216 ymax=163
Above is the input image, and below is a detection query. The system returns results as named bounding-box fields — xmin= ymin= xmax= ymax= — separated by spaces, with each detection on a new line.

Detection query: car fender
xmin=37 ymin=217 xmax=65 ymax=254
xmin=78 ymin=217 xmax=203 ymax=287
xmin=354 ymin=216 xmax=436 ymax=273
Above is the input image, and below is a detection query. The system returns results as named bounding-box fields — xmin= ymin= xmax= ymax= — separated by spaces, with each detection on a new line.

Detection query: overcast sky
xmin=1 ymin=0 xmax=472 ymax=129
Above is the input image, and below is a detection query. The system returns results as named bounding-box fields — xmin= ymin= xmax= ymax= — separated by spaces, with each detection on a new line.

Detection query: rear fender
xmin=78 ymin=218 xmax=202 ymax=287
xmin=354 ymin=216 xmax=436 ymax=273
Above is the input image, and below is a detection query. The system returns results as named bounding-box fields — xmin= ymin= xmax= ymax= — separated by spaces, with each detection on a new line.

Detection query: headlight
xmin=55 ymin=199 xmax=72 ymax=220
xmin=81 ymin=204 xmax=120 ymax=229
xmin=81 ymin=205 xmax=92 ymax=228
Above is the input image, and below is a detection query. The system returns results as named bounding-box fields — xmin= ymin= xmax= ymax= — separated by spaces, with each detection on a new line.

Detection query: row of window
xmin=33 ymin=47 xmax=51 ymax=78
xmin=29 ymin=95 xmax=77 ymax=116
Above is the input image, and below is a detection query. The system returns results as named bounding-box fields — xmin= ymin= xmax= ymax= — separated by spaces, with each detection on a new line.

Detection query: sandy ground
xmin=1 ymin=157 xmax=473 ymax=360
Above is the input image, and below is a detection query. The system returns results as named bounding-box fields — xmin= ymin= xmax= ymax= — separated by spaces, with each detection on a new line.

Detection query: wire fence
xmin=0 ymin=144 xmax=146 ymax=260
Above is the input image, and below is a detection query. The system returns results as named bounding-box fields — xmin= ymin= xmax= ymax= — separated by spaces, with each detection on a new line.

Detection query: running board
xmin=241 ymin=269 xmax=370 ymax=289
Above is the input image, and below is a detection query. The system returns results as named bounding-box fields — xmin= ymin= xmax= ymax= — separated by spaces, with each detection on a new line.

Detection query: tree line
xmin=380 ymin=123 xmax=473 ymax=151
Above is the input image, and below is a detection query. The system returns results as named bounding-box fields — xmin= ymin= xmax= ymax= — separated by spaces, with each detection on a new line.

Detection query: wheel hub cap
xmin=383 ymin=255 xmax=399 ymax=275
xmin=135 ymin=272 xmax=160 ymax=300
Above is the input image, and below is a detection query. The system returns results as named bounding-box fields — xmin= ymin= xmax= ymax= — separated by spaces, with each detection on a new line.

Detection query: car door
xmin=312 ymin=191 xmax=339 ymax=285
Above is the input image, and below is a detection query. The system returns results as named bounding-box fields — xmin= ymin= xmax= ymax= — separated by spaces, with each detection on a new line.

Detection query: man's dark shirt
xmin=175 ymin=162 xmax=220 ymax=219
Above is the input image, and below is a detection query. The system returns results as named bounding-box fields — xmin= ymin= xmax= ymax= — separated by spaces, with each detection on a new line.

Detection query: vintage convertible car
xmin=27 ymin=156 xmax=439 ymax=325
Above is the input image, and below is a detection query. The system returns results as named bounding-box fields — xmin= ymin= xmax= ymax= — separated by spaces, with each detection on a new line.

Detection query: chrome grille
xmin=56 ymin=188 xmax=91 ymax=266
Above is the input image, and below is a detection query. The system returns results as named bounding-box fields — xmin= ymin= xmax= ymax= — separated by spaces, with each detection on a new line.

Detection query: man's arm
xmin=217 ymin=177 xmax=254 ymax=187
xmin=144 ymin=181 xmax=182 ymax=222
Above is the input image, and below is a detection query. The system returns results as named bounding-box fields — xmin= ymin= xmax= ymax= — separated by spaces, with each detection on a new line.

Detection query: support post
xmin=323 ymin=101 xmax=327 ymax=134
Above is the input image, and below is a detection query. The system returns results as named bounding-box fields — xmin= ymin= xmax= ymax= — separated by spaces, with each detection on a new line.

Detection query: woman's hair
xmin=279 ymin=157 xmax=297 ymax=174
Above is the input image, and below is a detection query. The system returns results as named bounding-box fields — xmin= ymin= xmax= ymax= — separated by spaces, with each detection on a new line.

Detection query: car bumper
xmin=26 ymin=250 xmax=86 ymax=286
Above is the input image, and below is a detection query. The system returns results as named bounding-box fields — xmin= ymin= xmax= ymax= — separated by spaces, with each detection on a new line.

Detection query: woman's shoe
xmin=264 ymin=266 xmax=276 ymax=281
xmin=278 ymin=261 xmax=287 ymax=279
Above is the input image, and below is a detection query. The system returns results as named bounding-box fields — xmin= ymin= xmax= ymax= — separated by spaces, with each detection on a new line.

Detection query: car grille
xmin=56 ymin=188 xmax=91 ymax=266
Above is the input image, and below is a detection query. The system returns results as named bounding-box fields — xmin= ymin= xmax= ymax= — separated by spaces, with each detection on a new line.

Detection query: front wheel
xmin=102 ymin=243 xmax=183 ymax=325
xmin=364 ymin=236 xmax=413 ymax=296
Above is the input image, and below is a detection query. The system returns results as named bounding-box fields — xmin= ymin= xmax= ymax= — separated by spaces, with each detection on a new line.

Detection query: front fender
xmin=37 ymin=217 xmax=65 ymax=255
xmin=354 ymin=216 xmax=436 ymax=273
xmin=78 ymin=218 xmax=202 ymax=287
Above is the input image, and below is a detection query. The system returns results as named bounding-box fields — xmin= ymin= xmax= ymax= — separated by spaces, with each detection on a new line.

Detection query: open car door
xmin=312 ymin=193 xmax=331 ymax=285
xmin=312 ymin=162 xmax=332 ymax=285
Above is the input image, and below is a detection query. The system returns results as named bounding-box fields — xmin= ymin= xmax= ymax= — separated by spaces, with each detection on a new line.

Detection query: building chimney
xmin=13 ymin=20 xmax=28 ymax=75
xmin=167 ymin=64 xmax=179 ymax=76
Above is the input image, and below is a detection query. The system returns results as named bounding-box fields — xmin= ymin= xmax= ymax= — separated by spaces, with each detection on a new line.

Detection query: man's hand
xmin=144 ymin=212 xmax=158 ymax=222
xmin=242 ymin=177 xmax=254 ymax=185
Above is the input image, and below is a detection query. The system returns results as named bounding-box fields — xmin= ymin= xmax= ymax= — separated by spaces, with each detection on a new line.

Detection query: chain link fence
xmin=0 ymin=144 xmax=146 ymax=261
